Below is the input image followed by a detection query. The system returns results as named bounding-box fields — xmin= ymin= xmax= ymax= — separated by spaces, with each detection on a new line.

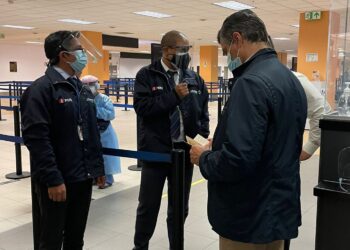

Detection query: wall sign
xmin=9 ymin=61 xmax=17 ymax=72
xmin=305 ymin=11 xmax=321 ymax=21
xmin=306 ymin=53 xmax=318 ymax=62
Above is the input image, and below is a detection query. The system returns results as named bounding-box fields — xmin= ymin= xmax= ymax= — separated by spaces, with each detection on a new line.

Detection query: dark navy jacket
xmin=134 ymin=60 xmax=209 ymax=153
xmin=21 ymin=67 xmax=104 ymax=187
xmin=199 ymin=49 xmax=307 ymax=243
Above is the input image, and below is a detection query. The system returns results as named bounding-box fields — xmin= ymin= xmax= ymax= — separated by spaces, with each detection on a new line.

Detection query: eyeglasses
xmin=169 ymin=45 xmax=192 ymax=53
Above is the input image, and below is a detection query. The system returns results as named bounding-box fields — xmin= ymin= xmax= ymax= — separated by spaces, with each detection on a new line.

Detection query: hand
xmin=190 ymin=141 xmax=212 ymax=166
xmin=175 ymin=83 xmax=189 ymax=99
xmin=48 ymin=184 xmax=66 ymax=202
xmin=300 ymin=150 xmax=312 ymax=161
xmin=96 ymin=176 xmax=106 ymax=188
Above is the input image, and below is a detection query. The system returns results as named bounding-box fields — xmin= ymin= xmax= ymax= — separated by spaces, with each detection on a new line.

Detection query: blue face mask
xmin=227 ymin=40 xmax=242 ymax=72
xmin=68 ymin=50 xmax=88 ymax=73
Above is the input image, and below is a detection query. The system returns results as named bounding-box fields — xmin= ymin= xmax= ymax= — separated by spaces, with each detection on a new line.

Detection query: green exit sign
xmin=305 ymin=11 xmax=322 ymax=20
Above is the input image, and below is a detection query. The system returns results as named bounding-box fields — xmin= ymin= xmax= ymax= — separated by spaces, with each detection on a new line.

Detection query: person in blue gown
xmin=81 ymin=75 xmax=121 ymax=188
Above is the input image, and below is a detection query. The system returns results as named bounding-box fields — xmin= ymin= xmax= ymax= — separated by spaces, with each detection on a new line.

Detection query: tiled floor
xmin=0 ymin=99 xmax=318 ymax=250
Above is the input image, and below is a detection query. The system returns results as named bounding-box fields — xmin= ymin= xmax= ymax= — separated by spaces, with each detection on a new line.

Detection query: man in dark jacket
xmin=133 ymin=30 xmax=209 ymax=250
xmin=21 ymin=30 xmax=105 ymax=250
xmin=190 ymin=10 xmax=307 ymax=250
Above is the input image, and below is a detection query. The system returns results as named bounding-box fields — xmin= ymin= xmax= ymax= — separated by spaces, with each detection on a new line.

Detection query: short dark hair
xmin=161 ymin=30 xmax=187 ymax=48
xmin=217 ymin=29 xmax=221 ymax=44
xmin=44 ymin=30 xmax=73 ymax=65
xmin=267 ymin=35 xmax=275 ymax=49
xmin=219 ymin=9 xmax=268 ymax=45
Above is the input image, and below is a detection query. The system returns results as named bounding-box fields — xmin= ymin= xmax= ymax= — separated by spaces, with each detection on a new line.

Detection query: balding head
xmin=161 ymin=30 xmax=189 ymax=48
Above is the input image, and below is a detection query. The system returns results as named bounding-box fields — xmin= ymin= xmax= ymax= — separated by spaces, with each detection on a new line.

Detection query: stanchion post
xmin=123 ymin=84 xmax=129 ymax=111
xmin=172 ymin=149 xmax=185 ymax=250
xmin=9 ymin=83 xmax=12 ymax=107
xmin=5 ymin=105 xmax=30 ymax=179
xmin=0 ymin=98 xmax=6 ymax=121
xmin=218 ymin=97 xmax=222 ymax=122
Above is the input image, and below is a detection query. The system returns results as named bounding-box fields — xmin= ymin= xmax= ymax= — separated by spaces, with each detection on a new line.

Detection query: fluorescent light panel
xmin=2 ymin=24 xmax=34 ymax=29
xmin=57 ymin=19 xmax=96 ymax=25
xmin=133 ymin=11 xmax=172 ymax=19
xmin=273 ymin=37 xmax=291 ymax=40
xmin=26 ymin=41 xmax=43 ymax=44
xmin=291 ymin=24 xmax=300 ymax=28
xmin=213 ymin=1 xmax=255 ymax=10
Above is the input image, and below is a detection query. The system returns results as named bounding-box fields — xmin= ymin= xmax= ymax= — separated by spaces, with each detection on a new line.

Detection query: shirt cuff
xmin=303 ymin=141 xmax=319 ymax=155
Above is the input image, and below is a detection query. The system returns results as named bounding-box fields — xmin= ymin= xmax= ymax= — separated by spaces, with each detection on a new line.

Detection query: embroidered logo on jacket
xmin=152 ymin=86 xmax=163 ymax=91
xmin=58 ymin=98 xmax=73 ymax=104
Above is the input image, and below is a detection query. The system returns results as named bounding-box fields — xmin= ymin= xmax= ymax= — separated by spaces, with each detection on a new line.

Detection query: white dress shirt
xmin=161 ymin=59 xmax=185 ymax=141
xmin=293 ymin=71 xmax=332 ymax=155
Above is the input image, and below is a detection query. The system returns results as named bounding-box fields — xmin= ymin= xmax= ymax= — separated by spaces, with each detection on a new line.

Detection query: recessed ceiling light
xmin=273 ymin=37 xmax=291 ymax=41
xmin=291 ymin=24 xmax=300 ymax=28
xmin=133 ymin=11 xmax=172 ymax=19
xmin=25 ymin=41 xmax=43 ymax=45
xmin=284 ymin=49 xmax=294 ymax=52
xmin=213 ymin=1 xmax=255 ymax=10
xmin=2 ymin=24 xmax=34 ymax=30
xmin=115 ymin=31 xmax=134 ymax=35
xmin=57 ymin=19 xmax=96 ymax=25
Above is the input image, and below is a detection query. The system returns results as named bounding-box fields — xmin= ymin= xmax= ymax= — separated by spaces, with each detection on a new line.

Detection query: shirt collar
xmin=53 ymin=66 xmax=74 ymax=80
xmin=161 ymin=58 xmax=177 ymax=74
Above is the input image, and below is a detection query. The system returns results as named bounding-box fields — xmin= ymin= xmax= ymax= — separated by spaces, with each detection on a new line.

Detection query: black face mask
xmin=170 ymin=53 xmax=191 ymax=71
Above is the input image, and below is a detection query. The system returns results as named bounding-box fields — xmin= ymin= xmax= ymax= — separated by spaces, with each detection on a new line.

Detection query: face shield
xmin=169 ymin=45 xmax=193 ymax=71
xmin=60 ymin=31 xmax=102 ymax=63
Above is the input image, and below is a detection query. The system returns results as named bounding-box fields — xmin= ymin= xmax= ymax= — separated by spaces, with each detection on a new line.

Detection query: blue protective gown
xmin=95 ymin=93 xmax=121 ymax=176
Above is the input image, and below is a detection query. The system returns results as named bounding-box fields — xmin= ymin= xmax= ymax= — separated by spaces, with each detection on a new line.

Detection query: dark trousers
xmin=32 ymin=179 xmax=93 ymax=250
xmin=284 ymin=239 xmax=290 ymax=250
xmin=133 ymin=161 xmax=194 ymax=250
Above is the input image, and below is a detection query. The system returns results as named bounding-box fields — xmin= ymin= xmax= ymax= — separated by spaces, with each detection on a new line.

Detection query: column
xmin=199 ymin=45 xmax=218 ymax=82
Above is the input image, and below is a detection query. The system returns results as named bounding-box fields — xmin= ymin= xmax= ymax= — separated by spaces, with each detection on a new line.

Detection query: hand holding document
xmin=188 ymin=135 xmax=212 ymax=166
xmin=186 ymin=134 xmax=210 ymax=147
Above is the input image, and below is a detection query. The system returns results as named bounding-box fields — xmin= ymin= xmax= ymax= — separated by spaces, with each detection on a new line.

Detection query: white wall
xmin=0 ymin=44 xmax=47 ymax=81
xmin=118 ymin=58 xmax=150 ymax=78
xmin=191 ymin=52 xmax=233 ymax=79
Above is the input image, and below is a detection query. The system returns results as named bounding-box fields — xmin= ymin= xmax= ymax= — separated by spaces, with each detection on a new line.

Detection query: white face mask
xmin=89 ymin=86 xmax=97 ymax=95
xmin=227 ymin=40 xmax=242 ymax=72
xmin=88 ymin=81 xmax=99 ymax=95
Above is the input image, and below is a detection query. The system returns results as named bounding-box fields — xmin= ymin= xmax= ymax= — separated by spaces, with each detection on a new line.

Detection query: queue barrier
xmin=0 ymin=127 xmax=186 ymax=250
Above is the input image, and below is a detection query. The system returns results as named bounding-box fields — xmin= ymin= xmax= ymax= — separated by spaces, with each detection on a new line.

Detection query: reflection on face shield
xmin=168 ymin=45 xmax=192 ymax=70
xmin=60 ymin=31 xmax=102 ymax=63
xmin=171 ymin=53 xmax=191 ymax=71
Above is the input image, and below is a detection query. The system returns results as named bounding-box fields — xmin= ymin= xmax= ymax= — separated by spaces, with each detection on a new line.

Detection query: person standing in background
xmin=133 ymin=30 xmax=209 ymax=250
xmin=81 ymin=75 xmax=121 ymax=188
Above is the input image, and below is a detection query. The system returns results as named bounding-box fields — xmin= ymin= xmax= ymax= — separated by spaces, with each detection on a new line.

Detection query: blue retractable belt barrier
xmin=102 ymin=148 xmax=171 ymax=163
xmin=0 ymin=134 xmax=23 ymax=144
xmin=0 ymin=134 xmax=170 ymax=163
xmin=0 ymin=106 xmax=14 ymax=111
xmin=113 ymin=104 xmax=134 ymax=108
xmin=0 ymin=96 xmax=21 ymax=99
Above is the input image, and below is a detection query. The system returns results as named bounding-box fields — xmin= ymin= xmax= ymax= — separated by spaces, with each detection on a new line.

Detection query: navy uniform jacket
xmin=21 ymin=66 xmax=104 ymax=187
xmin=199 ymin=48 xmax=307 ymax=243
xmin=134 ymin=60 xmax=210 ymax=154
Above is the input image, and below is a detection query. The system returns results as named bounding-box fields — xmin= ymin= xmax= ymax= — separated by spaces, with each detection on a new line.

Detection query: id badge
xmin=77 ymin=125 xmax=84 ymax=141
